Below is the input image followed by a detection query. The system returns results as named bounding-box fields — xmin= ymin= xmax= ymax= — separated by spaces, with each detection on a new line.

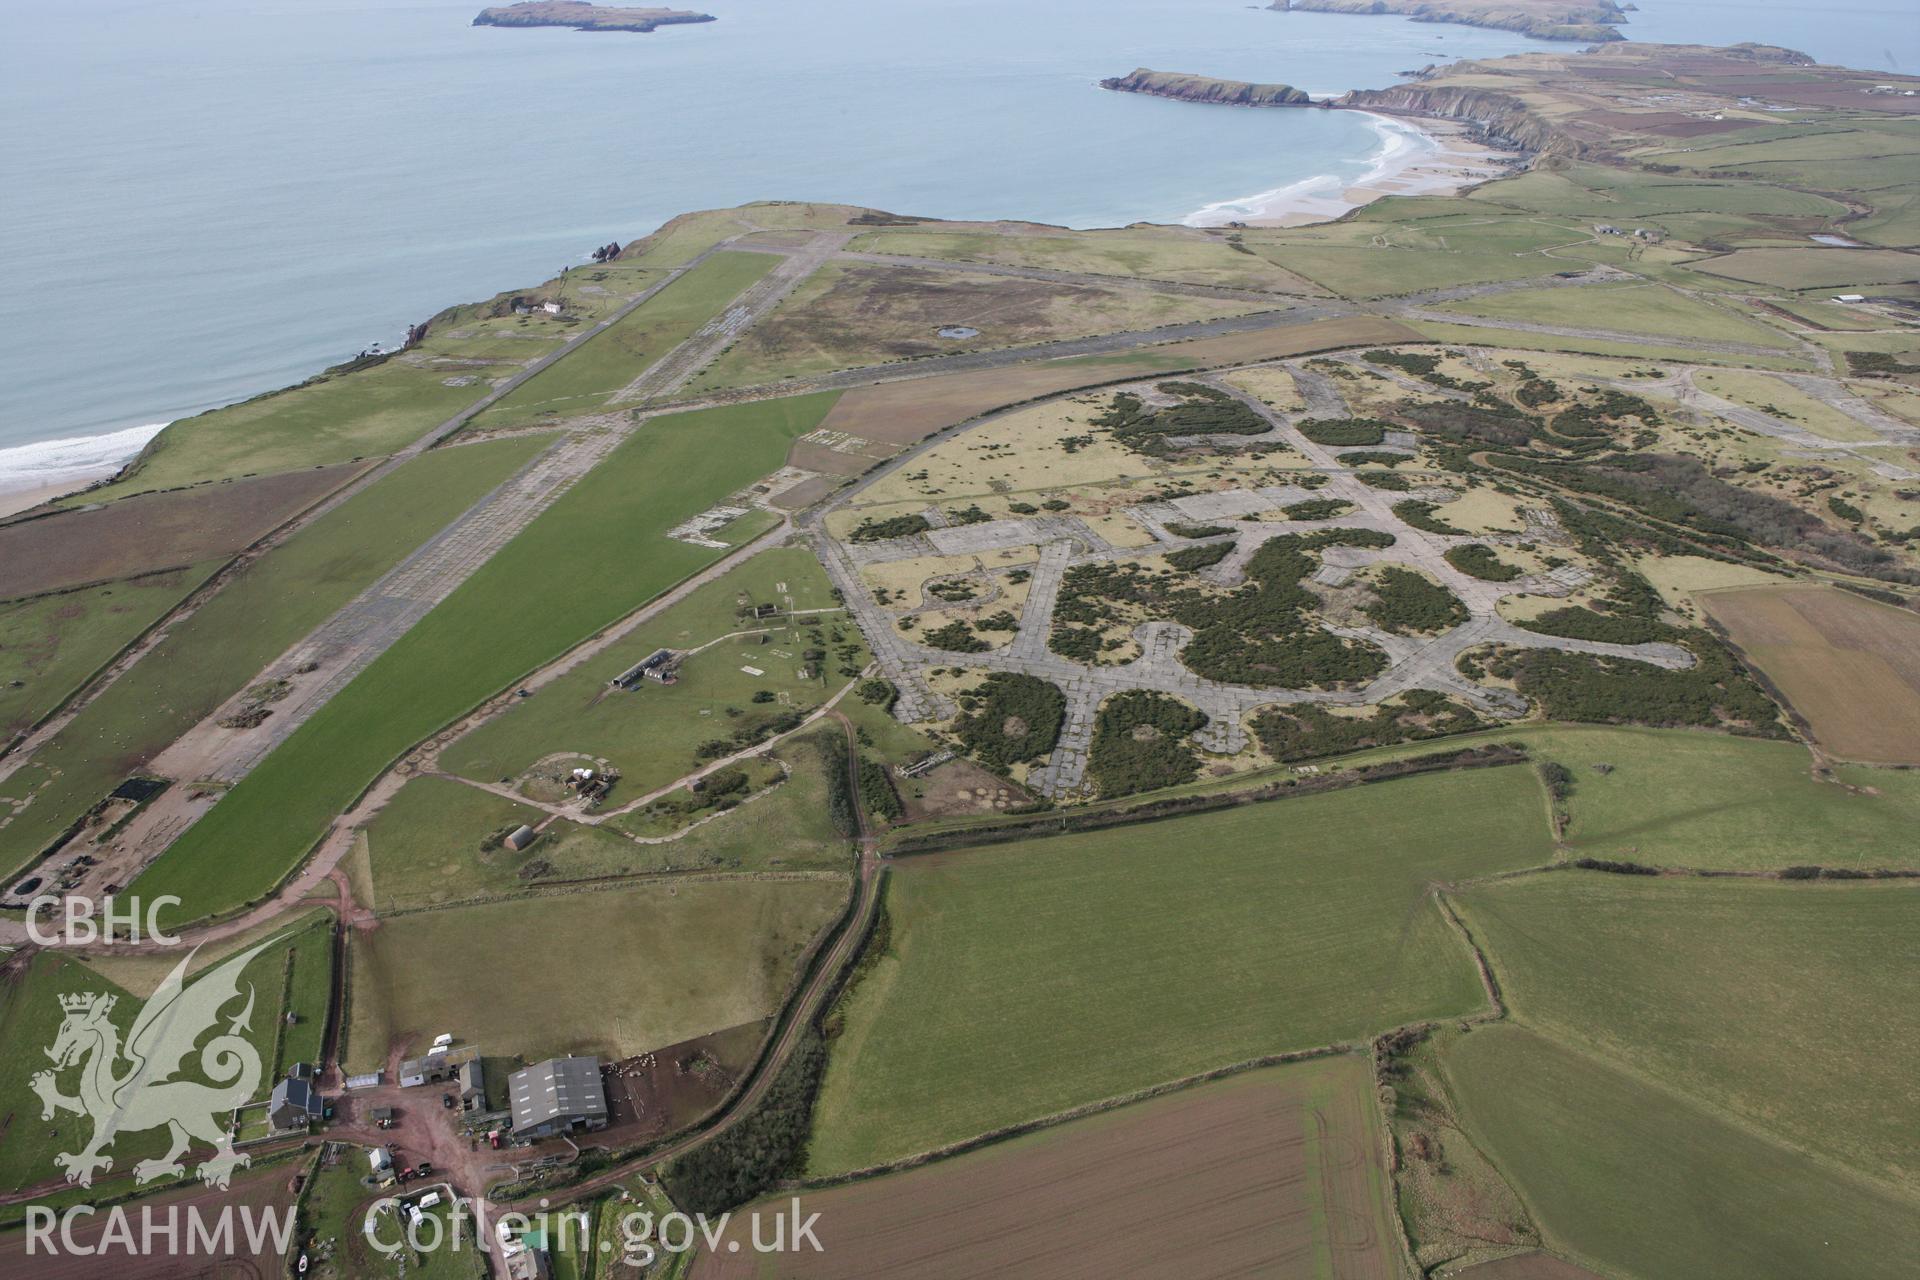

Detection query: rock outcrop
xmin=1099 ymin=69 xmax=1315 ymax=108
xmin=1269 ymin=0 xmax=1626 ymax=43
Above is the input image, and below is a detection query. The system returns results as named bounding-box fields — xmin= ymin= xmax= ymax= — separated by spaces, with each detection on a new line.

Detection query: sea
xmin=2 ymin=0 xmax=1914 ymax=493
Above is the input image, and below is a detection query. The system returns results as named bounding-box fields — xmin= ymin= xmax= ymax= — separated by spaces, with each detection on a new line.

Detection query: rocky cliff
xmin=1339 ymin=82 xmax=1574 ymax=155
xmin=1099 ymin=69 xmax=1315 ymax=108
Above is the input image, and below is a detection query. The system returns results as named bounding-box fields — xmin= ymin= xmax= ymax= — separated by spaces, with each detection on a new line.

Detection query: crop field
xmin=1699 ymin=584 xmax=1920 ymax=764
xmin=692 ymin=262 xmax=1269 ymax=391
xmin=0 ymin=563 xmax=218 ymax=739
xmin=806 ymin=765 xmax=1550 ymax=1174
xmin=0 ymin=436 xmax=549 ymax=881
xmin=1433 ymin=281 xmax=1793 ymax=347
xmin=1519 ymin=725 xmax=1920 ymax=868
xmin=845 ymin=225 xmax=1327 ymax=292
xmin=0 ymin=911 xmax=332 ymax=1193
xmin=474 ymin=251 xmax=777 ymax=424
xmin=700 ymin=1055 xmax=1395 ymax=1279
xmin=1459 ymin=872 xmax=1920 ymax=1192
xmin=341 ymin=876 xmax=846 ymax=1070
xmin=1693 ymin=246 xmax=1920 ymax=289
xmin=440 ymin=547 xmax=857 ymax=803
xmin=130 ymin=394 xmax=837 ymax=922
xmin=0 ymin=461 xmax=364 ymax=598
xmin=1443 ymin=1026 xmax=1920 ymax=1280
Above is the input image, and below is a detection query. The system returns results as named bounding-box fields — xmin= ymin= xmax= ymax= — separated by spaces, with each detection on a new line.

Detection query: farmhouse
xmin=267 ymin=1074 xmax=323 ymax=1131
xmin=508 ymin=1055 xmax=609 ymax=1138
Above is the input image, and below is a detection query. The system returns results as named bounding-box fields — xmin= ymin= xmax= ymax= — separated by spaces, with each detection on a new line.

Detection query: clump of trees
xmin=1087 ymin=691 xmax=1208 ymax=796
xmin=850 ymin=513 xmax=931 ymax=542
xmin=1297 ymin=417 xmax=1391 ymax=446
xmin=1366 ymin=568 xmax=1468 ymax=634
xmin=921 ymin=621 xmax=989 ymax=652
xmin=1359 ymin=471 xmax=1413 ymax=491
xmin=1514 ymin=605 xmax=1666 ymax=645
xmin=1284 ymin=498 xmax=1355 ymax=521
xmin=857 ymin=757 xmax=902 ymax=821
xmin=1166 ymin=542 xmax=1232 ymax=572
xmin=1393 ymin=499 xmax=1468 ymax=536
xmin=664 ymin=1029 xmax=828 ymax=1215
xmin=1445 ymin=544 xmax=1521 ymax=581
xmin=1092 ymin=383 xmax=1267 ymax=455
xmin=1252 ymin=691 xmax=1484 ymax=762
xmin=1482 ymin=632 xmax=1784 ymax=735
xmin=952 ymin=673 xmax=1066 ymax=767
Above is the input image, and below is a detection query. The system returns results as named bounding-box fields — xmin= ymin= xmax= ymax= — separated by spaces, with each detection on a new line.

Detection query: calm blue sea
xmin=1 ymin=0 xmax=1913 ymax=485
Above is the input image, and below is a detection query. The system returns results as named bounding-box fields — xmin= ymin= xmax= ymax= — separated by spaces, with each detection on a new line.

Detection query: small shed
xmin=505 ymin=825 xmax=538 ymax=852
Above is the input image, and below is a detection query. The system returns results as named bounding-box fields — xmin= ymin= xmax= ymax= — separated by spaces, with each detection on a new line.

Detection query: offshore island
xmin=473 ymin=2 xmax=716 ymax=34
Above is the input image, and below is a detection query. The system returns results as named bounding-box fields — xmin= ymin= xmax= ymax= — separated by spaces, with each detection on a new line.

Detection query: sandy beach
xmin=1182 ymin=113 xmax=1514 ymax=229
xmin=0 ymin=473 xmax=112 ymax=519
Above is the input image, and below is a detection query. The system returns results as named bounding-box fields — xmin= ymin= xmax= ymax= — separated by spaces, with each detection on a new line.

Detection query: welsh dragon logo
xmin=31 ymin=939 xmax=274 ymax=1190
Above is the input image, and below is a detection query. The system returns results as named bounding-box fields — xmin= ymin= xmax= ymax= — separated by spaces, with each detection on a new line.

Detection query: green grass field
xmin=1443 ymin=1025 xmax=1920 ymax=1280
xmin=1435 ymin=281 xmax=1794 ymax=347
xmin=845 ymin=226 xmax=1324 ymax=292
xmin=0 ymin=562 xmax=220 ymax=739
xmin=132 ymin=394 xmax=839 ymax=923
xmin=1404 ymin=321 xmax=1814 ymax=370
xmin=0 ymin=911 xmax=332 ymax=1193
xmin=441 ymin=547 xmax=858 ymax=801
xmin=1521 ymin=726 xmax=1920 ymax=869
xmin=806 ymin=765 xmax=1552 ymax=1174
xmin=342 ymin=876 xmax=845 ymax=1070
xmin=87 ymin=359 xmax=497 ymax=501
xmin=1457 ymin=872 xmax=1920 ymax=1193
xmin=0 ymin=436 xmax=549 ymax=882
xmin=1248 ymin=216 xmax=1579 ymax=299
xmin=472 ymin=252 xmax=777 ymax=425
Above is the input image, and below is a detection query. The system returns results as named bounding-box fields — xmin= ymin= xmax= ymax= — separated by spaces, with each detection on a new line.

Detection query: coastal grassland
xmin=1403 ymin=321 xmax=1814 ymax=370
xmin=1700 ymin=584 xmax=1920 ymax=765
xmin=689 ymin=263 xmax=1274 ymax=392
xmin=1693 ymin=369 xmax=1884 ymax=442
xmin=806 ymin=765 xmax=1550 ymax=1174
xmin=341 ymin=877 xmax=846 ymax=1071
xmin=1242 ymin=213 xmax=1582 ymax=298
xmin=0 ymin=563 xmax=220 ymax=739
xmin=1457 ymin=873 xmax=1920 ymax=1193
xmin=0 ymin=910 xmax=333 ymax=1193
xmin=1520 ymin=725 xmax=1920 ymax=868
xmin=1691 ymin=247 xmax=1920 ymax=290
xmin=1442 ymin=1025 xmax=1920 ymax=1280
xmin=472 ymin=251 xmax=777 ymax=424
xmin=696 ymin=1056 xmax=1396 ymax=1279
xmin=844 ymin=225 xmax=1327 ymax=292
xmin=1432 ymin=281 xmax=1794 ymax=346
xmin=0 ymin=436 xmax=550 ymax=882
xmin=84 ymin=358 xmax=496 ymax=501
xmin=131 ymin=394 xmax=838 ymax=923
xmin=1468 ymin=163 xmax=1850 ymax=224
xmin=438 ymin=547 xmax=859 ymax=802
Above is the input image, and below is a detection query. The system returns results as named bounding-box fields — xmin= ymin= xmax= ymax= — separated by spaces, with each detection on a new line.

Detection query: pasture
xmin=341 ymin=876 xmax=846 ymax=1071
xmin=1458 ymin=873 xmax=1920 ymax=1193
xmin=474 ymin=251 xmax=777 ymax=424
xmin=1443 ymin=1026 xmax=1920 ymax=1280
xmin=0 ymin=435 xmax=548 ymax=882
xmin=699 ymin=1055 xmax=1396 ymax=1279
xmin=1692 ymin=247 xmax=1920 ymax=289
xmin=1520 ymin=725 xmax=1920 ymax=869
xmin=1699 ymin=583 xmax=1920 ymax=764
xmin=1433 ymin=282 xmax=1793 ymax=348
xmin=0 ymin=563 xmax=218 ymax=739
xmin=130 ymin=394 xmax=837 ymax=922
xmin=806 ymin=765 xmax=1550 ymax=1174
xmin=439 ymin=547 xmax=858 ymax=803
xmin=845 ymin=225 xmax=1327 ymax=293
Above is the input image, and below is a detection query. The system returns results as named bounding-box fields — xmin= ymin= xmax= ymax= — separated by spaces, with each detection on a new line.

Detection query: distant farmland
xmin=1701 ymin=583 xmax=1920 ymax=764
xmin=807 ymin=765 xmax=1550 ymax=1174
xmin=699 ymin=1055 xmax=1397 ymax=1279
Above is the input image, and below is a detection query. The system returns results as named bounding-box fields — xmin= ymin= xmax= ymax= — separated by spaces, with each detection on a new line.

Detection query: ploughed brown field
xmin=691 ymin=1054 xmax=1397 ymax=1279
xmin=812 ymin=314 xmax=1418 ymax=447
xmin=1701 ymin=584 xmax=1920 ymax=764
xmin=0 ymin=462 xmax=366 ymax=598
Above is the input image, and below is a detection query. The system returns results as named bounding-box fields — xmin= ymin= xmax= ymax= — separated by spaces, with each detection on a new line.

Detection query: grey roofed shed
xmin=507 ymin=1056 xmax=609 ymax=1137
xmin=505 ymin=825 xmax=538 ymax=852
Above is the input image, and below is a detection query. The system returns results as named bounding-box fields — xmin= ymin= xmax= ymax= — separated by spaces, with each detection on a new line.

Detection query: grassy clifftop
xmin=1271 ymin=0 xmax=1625 ymax=42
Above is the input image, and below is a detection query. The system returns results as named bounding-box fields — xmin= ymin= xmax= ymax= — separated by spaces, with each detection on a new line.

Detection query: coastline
xmin=1181 ymin=113 xmax=1513 ymax=228
xmin=0 ymin=422 xmax=167 ymax=518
